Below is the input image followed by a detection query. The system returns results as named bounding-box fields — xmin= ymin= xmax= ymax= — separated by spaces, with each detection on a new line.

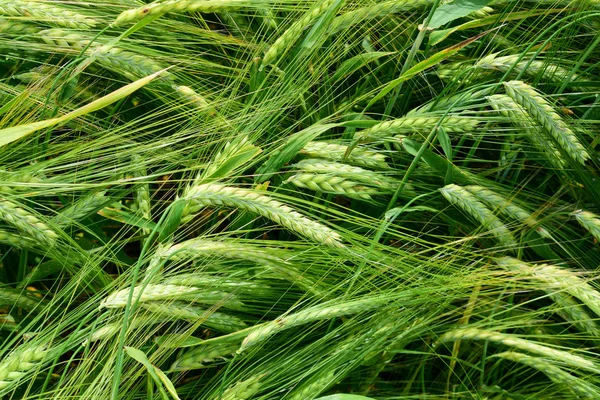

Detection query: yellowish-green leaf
xmin=124 ymin=346 xmax=180 ymax=400
xmin=0 ymin=69 xmax=168 ymax=147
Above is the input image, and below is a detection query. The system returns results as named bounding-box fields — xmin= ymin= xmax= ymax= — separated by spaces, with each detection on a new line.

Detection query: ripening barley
xmin=215 ymin=374 xmax=264 ymax=400
xmin=262 ymin=0 xmax=338 ymax=67
xmin=475 ymin=53 xmax=580 ymax=82
xmin=0 ymin=229 xmax=37 ymax=250
xmin=0 ymin=346 xmax=47 ymax=391
xmin=293 ymin=159 xmax=400 ymax=190
xmin=141 ymin=302 xmax=248 ymax=333
xmin=437 ymin=328 xmax=599 ymax=373
xmin=287 ymin=370 xmax=336 ymax=400
xmin=171 ymin=342 xmax=240 ymax=371
xmin=182 ymin=183 xmax=344 ymax=248
xmin=0 ymin=199 xmax=58 ymax=247
xmin=300 ymin=141 xmax=389 ymax=169
xmin=154 ymin=238 xmax=284 ymax=266
xmin=0 ymin=287 xmax=43 ymax=312
xmin=487 ymin=94 xmax=566 ymax=168
xmin=408 ymin=87 xmax=495 ymax=115
xmin=551 ymin=293 xmax=600 ymax=339
xmin=83 ymin=315 xmax=169 ymax=345
xmin=0 ymin=18 xmax=39 ymax=35
xmin=39 ymin=29 xmax=168 ymax=80
xmin=100 ymin=284 xmax=244 ymax=310
xmin=497 ymin=257 xmax=600 ymax=318
xmin=0 ymin=1 xmax=96 ymax=29
xmin=52 ymin=191 xmax=107 ymax=227
xmin=114 ymin=0 xmax=255 ymax=26
xmin=572 ymin=210 xmax=600 ymax=243
xmin=496 ymin=352 xmax=600 ymax=398
xmin=238 ymin=296 xmax=390 ymax=352
xmin=440 ymin=184 xmax=517 ymax=248
xmin=286 ymin=173 xmax=378 ymax=200
xmin=464 ymin=185 xmax=551 ymax=238
xmin=329 ymin=0 xmax=430 ymax=35
xmin=503 ymin=80 xmax=589 ymax=164
xmin=354 ymin=115 xmax=481 ymax=142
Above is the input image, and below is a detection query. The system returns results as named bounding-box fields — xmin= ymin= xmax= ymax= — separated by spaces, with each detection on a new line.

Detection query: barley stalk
xmin=0 ymin=345 xmax=46 ymax=391
xmin=261 ymin=0 xmax=337 ymax=67
xmin=497 ymin=257 xmax=600 ymax=318
xmin=436 ymin=328 xmax=599 ymax=373
xmin=572 ymin=210 xmax=600 ymax=243
xmin=464 ymin=185 xmax=550 ymax=238
xmin=171 ymin=342 xmax=239 ymax=371
xmin=440 ymin=184 xmax=517 ymax=248
xmin=114 ymin=0 xmax=255 ymax=26
xmin=0 ymin=1 xmax=96 ymax=29
xmin=495 ymin=351 xmax=600 ymax=398
xmin=141 ymin=302 xmax=247 ymax=333
xmin=0 ymin=199 xmax=58 ymax=247
xmin=487 ymin=94 xmax=566 ymax=168
xmin=354 ymin=115 xmax=481 ymax=142
xmin=100 ymin=284 xmax=244 ymax=310
xmin=286 ymin=173 xmax=379 ymax=200
xmin=503 ymin=80 xmax=589 ymax=164
xmin=300 ymin=141 xmax=389 ymax=169
xmin=287 ymin=370 xmax=336 ymax=400
xmin=238 ymin=296 xmax=390 ymax=353
xmin=182 ymin=183 xmax=344 ymax=248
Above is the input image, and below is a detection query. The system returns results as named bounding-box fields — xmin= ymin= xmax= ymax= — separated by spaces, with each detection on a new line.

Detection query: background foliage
xmin=0 ymin=0 xmax=599 ymax=398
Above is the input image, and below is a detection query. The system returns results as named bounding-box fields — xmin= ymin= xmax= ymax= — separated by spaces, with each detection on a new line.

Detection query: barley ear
xmin=440 ymin=184 xmax=517 ymax=248
xmin=495 ymin=351 xmax=600 ymax=398
xmin=503 ymin=80 xmax=589 ymax=164
xmin=182 ymin=183 xmax=344 ymax=248
xmin=572 ymin=210 xmax=600 ymax=243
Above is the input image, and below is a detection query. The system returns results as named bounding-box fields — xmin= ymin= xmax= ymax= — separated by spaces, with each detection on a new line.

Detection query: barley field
xmin=0 ymin=0 xmax=599 ymax=399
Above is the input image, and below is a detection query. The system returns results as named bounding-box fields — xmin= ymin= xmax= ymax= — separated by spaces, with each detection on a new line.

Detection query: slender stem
xmin=110 ymin=204 xmax=173 ymax=400
xmin=383 ymin=0 xmax=441 ymax=117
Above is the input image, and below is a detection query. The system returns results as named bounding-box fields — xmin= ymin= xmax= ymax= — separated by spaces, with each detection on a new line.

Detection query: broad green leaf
xmin=429 ymin=0 xmax=493 ymax=30
xmin=0 ymin=69 xmax=167 ymax=147
xmin=331 ymin=52 xmax=394 ymax=82
xmin=124 ymin=346 xmax=180 ymax=400
xmin=429 ymin=9 xmax=556 ymax=45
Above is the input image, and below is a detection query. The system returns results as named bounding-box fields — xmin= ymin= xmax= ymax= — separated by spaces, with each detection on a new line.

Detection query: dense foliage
xmin=0 ymin=0 xmax=599 ymax=398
